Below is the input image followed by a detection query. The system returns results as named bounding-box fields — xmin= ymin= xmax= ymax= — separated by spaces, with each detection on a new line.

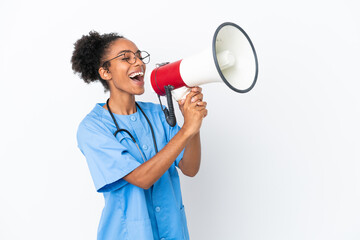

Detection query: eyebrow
xmin=116 ymin=49 xmax=140 ymax=55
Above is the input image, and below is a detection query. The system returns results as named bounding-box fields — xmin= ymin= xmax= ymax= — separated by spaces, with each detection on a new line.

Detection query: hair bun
xmin=71 ymin=31 xmax=123 ymax=91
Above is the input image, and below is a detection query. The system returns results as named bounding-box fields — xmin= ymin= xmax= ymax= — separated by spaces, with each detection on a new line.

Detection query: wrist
xmin=179 ymin=125 xmax=197 ymax=139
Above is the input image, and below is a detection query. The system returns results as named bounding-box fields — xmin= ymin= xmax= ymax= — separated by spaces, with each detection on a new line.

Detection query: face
xmin=100 ymin=38 xmax=146 ymax=96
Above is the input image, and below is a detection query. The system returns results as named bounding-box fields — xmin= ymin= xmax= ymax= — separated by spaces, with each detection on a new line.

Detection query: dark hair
xmin=71 ymin=31 xmax=123 ymax=91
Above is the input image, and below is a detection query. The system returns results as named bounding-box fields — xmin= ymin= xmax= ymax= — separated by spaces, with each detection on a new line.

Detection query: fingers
xmin=191 ymin=86 xmax=202 ymax=93
xmin=180 ymin=87 xmax=207 ymax=118
xmin=184 ymin=90 xmax=199 ymax=106
xmin=190 ymin=93 xmax=203 ymax=103
xmin=177 ymin=87 xmax=203 ymax=106
xmin=186 ymin=87 xmax=203 ymax=103
xmin=178 ymin=98 xmax=185 ymax=106
xmin=200 ymin=108 xmax=208 ymax=118
xmin=195 ymin=100 xmax=207 ymax=107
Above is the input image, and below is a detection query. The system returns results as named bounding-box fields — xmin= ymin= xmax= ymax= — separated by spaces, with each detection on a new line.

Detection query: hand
xmin=178 ymin=87 xmax=208 ymax=136
xmin=178 ymin=87 xmax=207 ymax=115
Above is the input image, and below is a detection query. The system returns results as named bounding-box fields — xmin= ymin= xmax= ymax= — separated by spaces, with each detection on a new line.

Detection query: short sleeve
xmin=77 ymin=121 xmax=141 ymax=192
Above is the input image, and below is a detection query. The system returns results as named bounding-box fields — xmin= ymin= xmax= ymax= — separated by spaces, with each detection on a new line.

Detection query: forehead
xmin=108 ymin=38 xmax=139 ymax=56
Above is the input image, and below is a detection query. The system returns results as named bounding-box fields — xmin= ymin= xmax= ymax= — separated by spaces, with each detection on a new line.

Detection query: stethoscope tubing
xmin=106 ymin=99 xmax=159 ymax=163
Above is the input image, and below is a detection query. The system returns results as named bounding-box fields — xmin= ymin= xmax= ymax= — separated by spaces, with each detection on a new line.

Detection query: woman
xmin=71 ymin=31 xmax=207 ymax=240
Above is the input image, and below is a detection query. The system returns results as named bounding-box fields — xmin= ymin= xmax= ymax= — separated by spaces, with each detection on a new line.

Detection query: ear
xmin=98 ymin=67 xmax=112 ymax=81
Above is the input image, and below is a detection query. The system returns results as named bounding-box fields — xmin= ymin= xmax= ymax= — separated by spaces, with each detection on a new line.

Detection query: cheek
xmin=112 ymin=64 xmax=129 ymax=78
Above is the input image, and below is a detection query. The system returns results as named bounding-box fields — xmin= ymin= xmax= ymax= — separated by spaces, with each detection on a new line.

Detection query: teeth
xmin=129 ymin=72 xmax=144 ymax=78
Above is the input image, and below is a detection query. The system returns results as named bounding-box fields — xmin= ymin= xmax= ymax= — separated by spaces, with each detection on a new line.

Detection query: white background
xmin=1 ymin=0 xmax=359 ymax=239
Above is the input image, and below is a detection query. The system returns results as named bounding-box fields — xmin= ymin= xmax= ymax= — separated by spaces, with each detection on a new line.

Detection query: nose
xmin=134 ymin=56 xmax=146 ymax=69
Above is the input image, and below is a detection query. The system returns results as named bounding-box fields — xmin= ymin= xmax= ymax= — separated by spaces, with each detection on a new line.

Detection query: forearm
xmin=178 ymin=132 xmax=201 ymax=177
xmin=123 ymin=128 xmax=193 ymax=189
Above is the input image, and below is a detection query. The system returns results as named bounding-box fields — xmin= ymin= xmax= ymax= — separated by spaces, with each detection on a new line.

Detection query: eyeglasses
xmin=102 ymin=50 xmax=150 ymax=66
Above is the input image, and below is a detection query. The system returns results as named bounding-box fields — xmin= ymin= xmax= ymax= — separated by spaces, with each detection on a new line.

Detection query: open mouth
xmin=129 ymin=71 xmax=144 ymax=82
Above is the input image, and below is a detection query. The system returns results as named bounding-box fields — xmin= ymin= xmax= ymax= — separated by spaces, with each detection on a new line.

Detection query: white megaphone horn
xmin=150 ymin=22 xmax=259 ymax=126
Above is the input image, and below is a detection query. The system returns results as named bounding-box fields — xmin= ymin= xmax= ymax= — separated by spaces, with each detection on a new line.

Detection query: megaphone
xmin=150 ymin=22 xmax=258 ymax=126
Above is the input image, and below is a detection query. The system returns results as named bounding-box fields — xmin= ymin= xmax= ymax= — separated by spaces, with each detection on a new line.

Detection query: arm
xmin=123 ymin=89 xmax=207 ymax=189
xmin=178 ymin=132 xmax=201 ymax=177
xmin=177 ymin=87 xmax=207 ymax=177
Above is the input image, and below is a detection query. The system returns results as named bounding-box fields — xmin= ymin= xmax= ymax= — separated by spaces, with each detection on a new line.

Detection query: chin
xmin=134 ymin=88 xmax=145 ymax=95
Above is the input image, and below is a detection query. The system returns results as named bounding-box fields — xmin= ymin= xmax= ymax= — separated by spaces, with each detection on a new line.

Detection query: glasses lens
xmin=123 ymin=51 xmax=136 ymax=64
xmin=139 ymin=51 xmax=150 ymax=64
xmin=121 ymin=51 xmax=150 ymax=65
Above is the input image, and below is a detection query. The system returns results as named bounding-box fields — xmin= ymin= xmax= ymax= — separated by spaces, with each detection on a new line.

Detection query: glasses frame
xmin=102 ymin=50 xmax=150 ymax=67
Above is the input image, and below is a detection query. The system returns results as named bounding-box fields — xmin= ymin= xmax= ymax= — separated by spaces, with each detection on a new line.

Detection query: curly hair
xmin=71 ymin=31 xmax=123 ymax=91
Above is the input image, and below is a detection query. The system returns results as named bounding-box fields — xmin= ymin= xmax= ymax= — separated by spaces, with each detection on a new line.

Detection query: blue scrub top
xmin=77 ymin=102 xmax=189 ymax=240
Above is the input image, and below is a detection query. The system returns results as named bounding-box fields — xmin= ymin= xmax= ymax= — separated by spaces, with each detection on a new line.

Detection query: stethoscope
xmin=106 ymin=99 xmax=159 ymax=163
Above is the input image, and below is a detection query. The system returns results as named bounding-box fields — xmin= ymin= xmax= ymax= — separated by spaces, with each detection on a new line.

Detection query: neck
xmin=105 ymin=92 xmax=137 ymax=115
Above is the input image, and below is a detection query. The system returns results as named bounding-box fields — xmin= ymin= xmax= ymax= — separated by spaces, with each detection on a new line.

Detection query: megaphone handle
xmin=164 ymin=85 xmax=177 ymax=127
xmin=171 ymin=86 xmax=191 ymax=101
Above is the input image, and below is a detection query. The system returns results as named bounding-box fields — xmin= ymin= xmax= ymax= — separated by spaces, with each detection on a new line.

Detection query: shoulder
xmin=77 ymin=104 xmax=112 ymax=141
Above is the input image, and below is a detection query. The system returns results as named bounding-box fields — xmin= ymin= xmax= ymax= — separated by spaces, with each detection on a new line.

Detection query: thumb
xmin=178 ymin=98 xmax=185 ymax=106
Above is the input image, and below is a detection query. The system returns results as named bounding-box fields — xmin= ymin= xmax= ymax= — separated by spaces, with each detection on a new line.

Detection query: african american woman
xmin=71 ymin=31 xmax=207 ymax=240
